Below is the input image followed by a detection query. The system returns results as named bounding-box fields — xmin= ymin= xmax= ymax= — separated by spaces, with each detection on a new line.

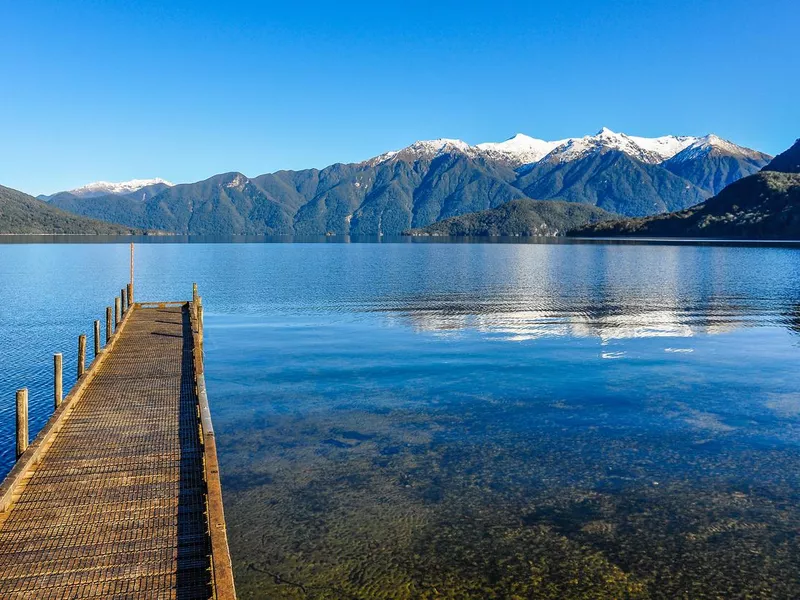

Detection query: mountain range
xmin=0 ymin=184 xmax=140 ymax=235
xmin=573 ymin=139 xmax=800 ymax=239
xmin=39 ymin=178 xmax=173 ymax=203
xmin=41 ymin=129 xmax=770 ymax=236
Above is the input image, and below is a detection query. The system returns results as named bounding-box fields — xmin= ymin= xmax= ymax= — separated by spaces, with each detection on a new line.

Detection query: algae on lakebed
xmin=217 ymin=401 xmax=800 ymax=599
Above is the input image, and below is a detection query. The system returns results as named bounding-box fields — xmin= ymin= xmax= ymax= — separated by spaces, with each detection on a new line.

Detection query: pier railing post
xmin=54 ymin=353 xmax=63 ymax=409
xmin=78 ymin=334 xmax=86 ymax=378
xmin=115 ymin=297 xmax=121 ymax=328
xmin=197 ymin=301 xmax=204 ymax=346
xmin=94 ymin=320 xmax=101 ymax=356
xmin=121 ymin=288 xmax=127 ymax=315
xmin=106 ymin=307 xmax=113 ymax=343
xmin=130 ymin=241 xmax=134 ymax=304
xmin=16 ymin=389 xmax=28 ymax=460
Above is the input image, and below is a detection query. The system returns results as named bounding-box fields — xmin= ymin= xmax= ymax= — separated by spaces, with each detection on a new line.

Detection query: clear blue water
xmin=1 ymin=238 xmax=800 ymax=598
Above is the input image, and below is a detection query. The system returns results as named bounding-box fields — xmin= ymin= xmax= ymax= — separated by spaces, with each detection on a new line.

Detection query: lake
xmin=1 ymin=237 xmax=800 ymax=598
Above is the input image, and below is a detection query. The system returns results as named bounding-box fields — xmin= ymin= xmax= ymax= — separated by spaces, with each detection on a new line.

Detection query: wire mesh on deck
xmin=0 ymin=307 xmax=212 ymax=599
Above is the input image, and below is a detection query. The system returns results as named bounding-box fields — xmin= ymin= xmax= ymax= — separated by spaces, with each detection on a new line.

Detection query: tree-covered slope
xmin=764 ymin=139 xmax=800 ymax=174
xmin=571 ymin=172 xmax=800 ymax=239
xmin=47 ymin=192 xmax=146 ymax=227
xmin=51 ymin=172 xmax=296 ymax=235
xmin=404 ymin=199 xmax=617 ymax=236
xmin=662 ymin=151 xmax=770 ymax=195
xmin=0 ymin=184 xmax=139 ymax=234
xmin=50 ymin=155 xmax=527 ymax=235
xmin=515 ymin=150 xmax=709 ymax=216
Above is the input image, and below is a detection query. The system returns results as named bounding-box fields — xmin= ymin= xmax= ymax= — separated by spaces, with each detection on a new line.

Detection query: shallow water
xmin=1 ymin=239 xmax=800 ymax=598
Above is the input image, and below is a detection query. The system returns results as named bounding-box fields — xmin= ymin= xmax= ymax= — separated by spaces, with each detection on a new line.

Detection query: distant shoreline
xmin=2 ymin=234 xmax=800 ymax=247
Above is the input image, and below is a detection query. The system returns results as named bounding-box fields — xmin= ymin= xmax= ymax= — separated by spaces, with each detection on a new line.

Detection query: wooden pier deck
xmin=0 ymin=295 xmax=235 ymax=598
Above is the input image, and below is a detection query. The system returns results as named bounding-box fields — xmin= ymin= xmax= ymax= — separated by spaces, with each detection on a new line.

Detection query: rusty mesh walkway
xmin=0 ymin=306 xmax=213 ymax=598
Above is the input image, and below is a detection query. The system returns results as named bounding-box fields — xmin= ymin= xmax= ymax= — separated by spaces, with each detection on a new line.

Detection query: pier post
xmin=197 ymin=302 xmax=204 ymax=346
xmin=121 ymin=288 xmax=127 ymax=315
xmin=54 ymin=353 xmax=63 ymax=408
xmin=130 ymin=242 xmax=134 ymax=304
xmin=78 ymin=334 xmax=86 ymax=378
xmin=16 ymin=389 xmax=28 ymax=460
xmin=106 ymin=307 xmax=113 ymax=343
xmin=115 ymin=297 xmax=121 ymax=328
xmin=94 ymin=320 xmax=101 ymax=356
xmin=193 ymin=283 xmax=199 ymax=320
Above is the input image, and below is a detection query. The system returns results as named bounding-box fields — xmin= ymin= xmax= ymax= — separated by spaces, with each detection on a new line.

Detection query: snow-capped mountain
xmin=370 ymin=139 xmax=476 ymax=165
xmin=476 ymin=134 xmax=568 ymax=166
xmin=540 ymin=128 xmax=700 ymax=165
xmin=68 ymin=178 xmax=174 ymax=198
xmin=374 ymin=128 xmax=760 ymax=169
xmin=45 ymin=128 xmax=773 ymax=236
xmin=663 ymin=134 xmax=765 ymax=164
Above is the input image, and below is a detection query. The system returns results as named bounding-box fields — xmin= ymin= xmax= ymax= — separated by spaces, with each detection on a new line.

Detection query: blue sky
xmin=1 ymin=0 xmax=798 ymax=195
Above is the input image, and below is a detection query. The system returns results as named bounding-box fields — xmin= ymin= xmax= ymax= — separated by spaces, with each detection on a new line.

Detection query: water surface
xmin=1 ymin=239 xmax=800 ymax=598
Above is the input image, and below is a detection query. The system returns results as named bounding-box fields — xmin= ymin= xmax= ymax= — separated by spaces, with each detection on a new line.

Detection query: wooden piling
xmin=197 ymin=303 xmax=204 ymax=346
xmin=106 ymin=307 xmax=113 ymax=344
xmin=115 ymin=297 xmax=121 ymax=328
xmin=15 ymin=389 xmax=28 ymax=460
xmin=130 ymin=242 xmax=134 ymax=303
xmin=54 ymin=353 xmax=63 ymax=409
xmin=78 ymin=334 xmax=86 ymax=378
xmin=94 ymin=320 xmax=101 ymax=356
xmin=121 ymin=288 xmax=127 ymax=314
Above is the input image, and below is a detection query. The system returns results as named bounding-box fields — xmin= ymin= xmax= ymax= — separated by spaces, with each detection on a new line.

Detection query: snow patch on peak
xmin=70 ymin=178 xmax=173 ymax=197
xmin=665 ymin=135 xmax=759 ymax=163
xmin=370 ymin=138 xmax=476 ymax=165
xmin=543 ymin=129 xmax=701 ymax=165
xmin=409 ymin=138 xmax=474 ymax=155
xmin=628 ymin=134 xmax=699 ymax=161
xmin=367 ymin=129 xmax=760 ymax=169
xmin=477 ymin=134 xmax=568 ymax=166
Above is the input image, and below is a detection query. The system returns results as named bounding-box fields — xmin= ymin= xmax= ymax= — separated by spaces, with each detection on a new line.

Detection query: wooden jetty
xmin=0 ymin=277 xmax=236 ymax=598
